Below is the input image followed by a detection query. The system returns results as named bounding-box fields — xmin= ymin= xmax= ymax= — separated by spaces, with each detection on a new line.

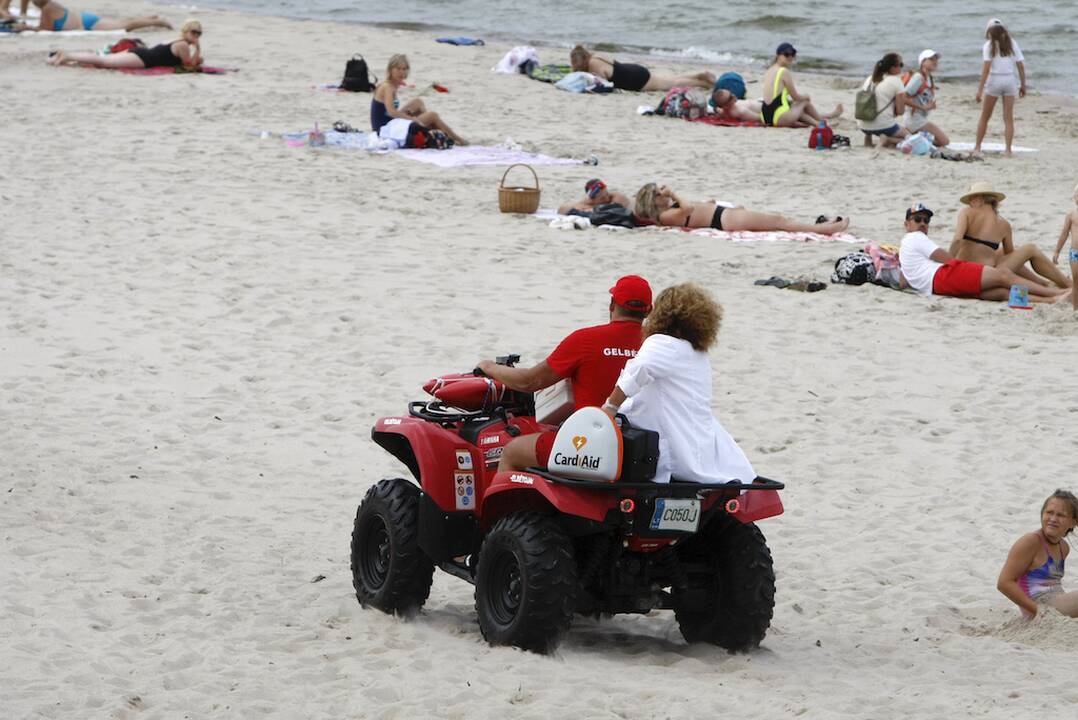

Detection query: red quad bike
xmin=351 ymin=355 xmax=785 ymax=654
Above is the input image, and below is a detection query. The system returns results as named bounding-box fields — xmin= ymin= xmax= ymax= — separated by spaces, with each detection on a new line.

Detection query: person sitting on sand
xmin=569 ymin=44 xmax=715 ymax=93
xmin=856 ymin=52 xmax=910 ymax=147
xmin=1051 ymin=182 xmax=1078 ymax=311
xmin=601 ymin=283 xmax=754 ymax=485
xmin=948 ymin=182 xmax=1071 ymax=290
xmin=898 ymin=202 xmax=1067 ymax=303
xmin=48 ymin=19 xmax=202 ymax=70
xmin=998 ymin=489 xmax=1078 ymax=618
xmin=371 ymin=54 xmax=467 ymax=145
xmin=558 ymin=178 xmax=632 ymax=215
xmin=759 ymin=42 xmax=842 ymax=128
xmin=903 ymin=50 xmax=950 ymax=147
xmin=633 ymin=183 xmax=850 ymax=236
xmin=21 ymin=0 xmax=170 ymax=32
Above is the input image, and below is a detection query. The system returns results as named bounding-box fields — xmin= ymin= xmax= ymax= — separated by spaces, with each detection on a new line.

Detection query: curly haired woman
xmin=601 ymin=283 xmax=755 ymax=485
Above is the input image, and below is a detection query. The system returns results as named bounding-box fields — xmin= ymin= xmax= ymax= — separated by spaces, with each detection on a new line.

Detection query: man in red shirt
xmin=477 ymin=275 xmax=652 ymax=472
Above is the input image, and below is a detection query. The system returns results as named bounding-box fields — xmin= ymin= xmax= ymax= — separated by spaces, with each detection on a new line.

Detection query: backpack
xmin=808 ymin=121 xmax=834 ymax=149
xmin=657 ymin=86 xmax=707 ymax=119
xmin=341 ymin=54 xmax=376 ymax=92
xmin=588 ymin=203 xmax=636 ymax=228
xmin=831 ymin=251 xmax=877 ymax=285
xmin=854 ymin=81 xmax=895 ymax=122
xmin=404 ymin=122 xmax=454 ymax=150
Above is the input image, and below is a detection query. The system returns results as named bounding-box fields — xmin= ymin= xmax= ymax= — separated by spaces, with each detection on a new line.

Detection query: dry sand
xmin=2 ymin=2 xmax=1078 ymax=718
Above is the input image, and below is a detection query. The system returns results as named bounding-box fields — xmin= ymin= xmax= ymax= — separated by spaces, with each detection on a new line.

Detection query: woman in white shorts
xmin=974 ymin=18 xmax=1027 ymax=156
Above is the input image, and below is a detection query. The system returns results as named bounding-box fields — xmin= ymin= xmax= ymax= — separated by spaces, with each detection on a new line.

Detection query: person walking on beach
xmin=1052 ymin=182 xmax=1078 ymax=310
xmin=569 ymin=45 xmax=715 ymax=92
xmin=477 ymin=276 xmax=651 ymax=473
xmin=949 ymin=181 xmax=1071 ymax=290
xmin=856 ymin=53 xmax=909 ymax=148
xmin=759 ymin=42 xmax=842 ymax=128
xmin=633 ymin=183 xmax=849 ymax=235
xmin=998 ymin=490 xmax=1078 ymax=618
xmin=903 ymin=50 xmax=949 ymax=147
xmin=371 ymin=54 xmax=467 ymax=145
xmin=974 ymin=18 xmax=1027 ymax=156
xmin=20 ymin=0 xmax=170 ymax=32
xmin=48 ymin=20 xmax=202 ymax=70
xmin=898 ymin=203 xmax=1067 ymax=302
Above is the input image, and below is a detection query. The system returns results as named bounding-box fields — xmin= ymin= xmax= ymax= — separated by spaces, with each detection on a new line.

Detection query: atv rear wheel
xmin=475 ymin=513 xmax=577 ymax=653
xmin=673 ymin=514 xmax=775 ymax=651
xmin=351 ymin=478 xmax=434 ymax=615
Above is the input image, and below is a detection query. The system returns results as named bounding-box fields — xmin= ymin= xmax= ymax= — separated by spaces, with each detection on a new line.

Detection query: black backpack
xmin=341 ymin=54 xmax=376 ymax=92
xmin=830 ymin=251 xmax=877 ymax=285
xmin=588 ymin=203 xmax=637 ymax=228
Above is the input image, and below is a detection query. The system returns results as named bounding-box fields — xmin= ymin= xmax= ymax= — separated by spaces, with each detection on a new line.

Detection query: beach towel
xmin=948 ymin=142 xmax=1038 ymax=153
xmin=4 ymin=28 xmax=124 ymax=36
xmin=527 ymin=63 xmax=571 ymax=84
xmin=437 ymin=36 xmax=484 ymax=46
xmin=83 ymin=64 xmax=235 ymax=75
xmin=638 ymin=105 xmax=762 ymax=127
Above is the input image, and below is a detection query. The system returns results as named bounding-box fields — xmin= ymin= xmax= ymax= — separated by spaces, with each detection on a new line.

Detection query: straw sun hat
xmin=960 ymin=181 xmax=1006 ymax=205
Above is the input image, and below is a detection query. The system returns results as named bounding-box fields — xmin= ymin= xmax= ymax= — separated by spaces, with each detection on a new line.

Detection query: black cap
xmin=776 ymin=42 xmax=797 ymax=56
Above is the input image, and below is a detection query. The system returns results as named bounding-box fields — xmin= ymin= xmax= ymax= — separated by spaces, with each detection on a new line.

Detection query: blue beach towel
xmin=436 ymin=36 xmax=484 ymax=46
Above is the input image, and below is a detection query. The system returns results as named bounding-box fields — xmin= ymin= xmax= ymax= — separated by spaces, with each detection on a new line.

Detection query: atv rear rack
xmin=524 ymin=468 xmax=784 ymax=495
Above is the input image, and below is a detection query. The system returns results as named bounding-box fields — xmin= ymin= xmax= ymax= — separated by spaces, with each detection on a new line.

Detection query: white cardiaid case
xmin=546 ymin=407 xmax=623 ymax=482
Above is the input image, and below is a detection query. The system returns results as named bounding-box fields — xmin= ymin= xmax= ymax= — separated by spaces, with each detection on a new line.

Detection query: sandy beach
xmin=3 ymin=2 xmax=1078 ymax=718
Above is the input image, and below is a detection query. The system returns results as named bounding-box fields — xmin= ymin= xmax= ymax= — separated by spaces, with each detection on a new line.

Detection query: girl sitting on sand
xmin=1051 ymin=182 xmax=1078 ymax=310
xmin=949 ymin=182 xmax=1071 ymax=290
xmin=633 ymin=183 xmax=849 ymax=236
xmin=997 ymin=490 xmax=1078 ymax=618
xmin=569 ymin=45 xmax=715 ymax=93
xmin=21 ymin=0 xmax=170 ymax=32
xmin=601 ymin=283 xmax=754 ymax=485
xmin=759 ymin=42 xmax=842 ymax=128
xmin=975 ymin=18 xmax=1027 ymax=156
xmin=856 ymin=52 xmax=909 ymax=147
xmin=48 ymin=19 xmax=202 ymax=70
xmin=371 ymin=54 xmax=467 ymax=145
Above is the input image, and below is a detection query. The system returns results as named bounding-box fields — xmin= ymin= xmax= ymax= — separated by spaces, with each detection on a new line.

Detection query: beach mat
xmin=278 ymin=131 xmax=583 ymax=166
xmin=79 ymin=64 xmax=236 ymax=75
xmin=689 ymin=114 xmax=762 ymax=128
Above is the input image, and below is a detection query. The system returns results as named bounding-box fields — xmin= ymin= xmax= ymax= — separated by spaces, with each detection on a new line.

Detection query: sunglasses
xmin=189 ymin=29 xmax=202 ymax=36
xmin=910 ymin=214 xmax=931 ymax=224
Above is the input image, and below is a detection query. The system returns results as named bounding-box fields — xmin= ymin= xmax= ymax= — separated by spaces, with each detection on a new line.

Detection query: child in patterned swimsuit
xmin=997 ymin=489 xmax=1078 ymax=617
xmin=1052 ymin=183 xmax=1078 ymax=310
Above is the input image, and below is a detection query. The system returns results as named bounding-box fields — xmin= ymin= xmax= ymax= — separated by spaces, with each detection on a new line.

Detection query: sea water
xmin=176 ymin=0 xmax=1077 ymax=95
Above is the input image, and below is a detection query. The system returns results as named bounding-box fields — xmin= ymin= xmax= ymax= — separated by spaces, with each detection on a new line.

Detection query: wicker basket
xmin=498 ymin=164 xmax=541 ymax=214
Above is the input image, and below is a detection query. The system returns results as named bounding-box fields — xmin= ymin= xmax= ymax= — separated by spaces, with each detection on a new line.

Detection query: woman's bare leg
xmin=1002 ymin=95 xmax=1017 ymax=155
xmin=415 ymin=110 xmax=467 ymax=145
xmin=1072 ymin=261 xmax=1078 ymax=309
xmin=643 ymin=71 xmax=716 ymax=91
xmin=974 ymin=95 xmax=997 ymax=153
xmin=48 ymin=51 xmax=145 ymax=68
xmin=723 ymin=208 xmax=849 ymax=235
xmin=93 ymin=16 xmax=172 ymax=31
xmin=998 ymin=244 xmax=1072 ymax=287
xmin=400 ymin=98 xmax=427 ymax=116
xmin=1044 ymin=591 xmax=1078 ymax=617
xmin=920 ymin=121 xmax=949 ymax=146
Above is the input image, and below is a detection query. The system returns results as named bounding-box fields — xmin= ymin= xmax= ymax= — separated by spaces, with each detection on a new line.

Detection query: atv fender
xmin=727 ymin=488 xmax=784 ymax=524
xmin=482 ymin=470 xmax=613 ymax=525
xmin=371 ymin=417 xmax=482 ymax=513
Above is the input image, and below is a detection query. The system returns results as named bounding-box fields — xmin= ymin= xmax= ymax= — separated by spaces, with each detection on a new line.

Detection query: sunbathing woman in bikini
xmin=948 ymin=182 xmax=1071 ymax=289
xmin=760 ymin=42 xmax=842 ymax=128
xmin=22 ymin=0 xmax=170 ymax=31
xmin=48 ymin=19 xmax=201 ymax=69
xmin=570 ymin=45 xmax=715 ymax=93
xmin=634 ymin=183 xmax=850 ymax=235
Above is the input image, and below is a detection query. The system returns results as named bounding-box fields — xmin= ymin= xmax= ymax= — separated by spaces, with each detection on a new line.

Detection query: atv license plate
xmin=649 ymin=498 xmax=700 ymax=532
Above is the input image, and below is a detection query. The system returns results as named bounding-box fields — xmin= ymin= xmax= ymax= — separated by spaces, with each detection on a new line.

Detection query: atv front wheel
xmin=673 ymin=514 xmax=775 ymax=651
xmin=475 ymin=513 xmax=577 ymax=653
xmin=350 ymin=478 xmax=434 ymax=615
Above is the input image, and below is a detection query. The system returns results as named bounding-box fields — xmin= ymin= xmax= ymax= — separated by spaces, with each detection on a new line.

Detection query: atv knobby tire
xmin=351 ymin=478 xmax=434 ymax=615
xmin=673 ymin=514 xmax=775 ymax=651
xmin=475 ymin=513 xmax=577 ymax=653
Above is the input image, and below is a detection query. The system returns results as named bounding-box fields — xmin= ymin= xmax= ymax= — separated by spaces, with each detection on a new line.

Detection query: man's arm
xmin=476 ymin=360 xmax=562 ymax=393
xmin=928 ymin=248 xmax=953 ymax=263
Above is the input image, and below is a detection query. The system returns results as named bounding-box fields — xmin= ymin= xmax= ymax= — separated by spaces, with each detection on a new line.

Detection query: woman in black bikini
xmin=47 ymin=18 xmax=202 ymax=69
xmin=633 ymin=183 xmax=850 ymax=235
xmin=570 ymin=45 xmax=714 ymax=92
xmin=949 ymin=181 xmax=1071 ymax=289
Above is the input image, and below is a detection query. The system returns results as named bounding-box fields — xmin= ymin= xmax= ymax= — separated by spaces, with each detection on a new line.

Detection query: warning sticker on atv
xmin=649 ymin=498 xmax=700 ymax=532
xmin=454 ymin=472 xmax=474 ymax=510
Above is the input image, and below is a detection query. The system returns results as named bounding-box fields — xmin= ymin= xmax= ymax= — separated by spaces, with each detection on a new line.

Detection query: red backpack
xmin=808 ymin=121 xmax=833 ymax=149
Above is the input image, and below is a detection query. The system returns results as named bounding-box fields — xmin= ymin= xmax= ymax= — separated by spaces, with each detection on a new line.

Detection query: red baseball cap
xmin=609 ymin=275 xmax=653 ymax=312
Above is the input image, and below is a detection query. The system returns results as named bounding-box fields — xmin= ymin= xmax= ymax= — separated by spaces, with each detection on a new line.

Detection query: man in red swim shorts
xmin=477 ymin=275 xmax=652 ymax=472
xmin=898 ymin=203 xmax=1067 ymax=302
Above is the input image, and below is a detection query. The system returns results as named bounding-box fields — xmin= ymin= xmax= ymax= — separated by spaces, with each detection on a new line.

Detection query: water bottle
xmin=815 ymin=120 xmax=826 ymax=150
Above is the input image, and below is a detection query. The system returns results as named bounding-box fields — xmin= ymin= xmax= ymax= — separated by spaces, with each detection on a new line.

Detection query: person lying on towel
xmin=48 ymin=19 xmax=202 ymax=70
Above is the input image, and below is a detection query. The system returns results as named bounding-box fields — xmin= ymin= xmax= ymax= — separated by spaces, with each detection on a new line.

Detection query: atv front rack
xmin=524 ymin=468 xmax=784 ymax=496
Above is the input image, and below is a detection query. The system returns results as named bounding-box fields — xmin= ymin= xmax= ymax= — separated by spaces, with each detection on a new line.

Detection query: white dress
xmin=616 ymin=333 xmax=755 ymax=484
